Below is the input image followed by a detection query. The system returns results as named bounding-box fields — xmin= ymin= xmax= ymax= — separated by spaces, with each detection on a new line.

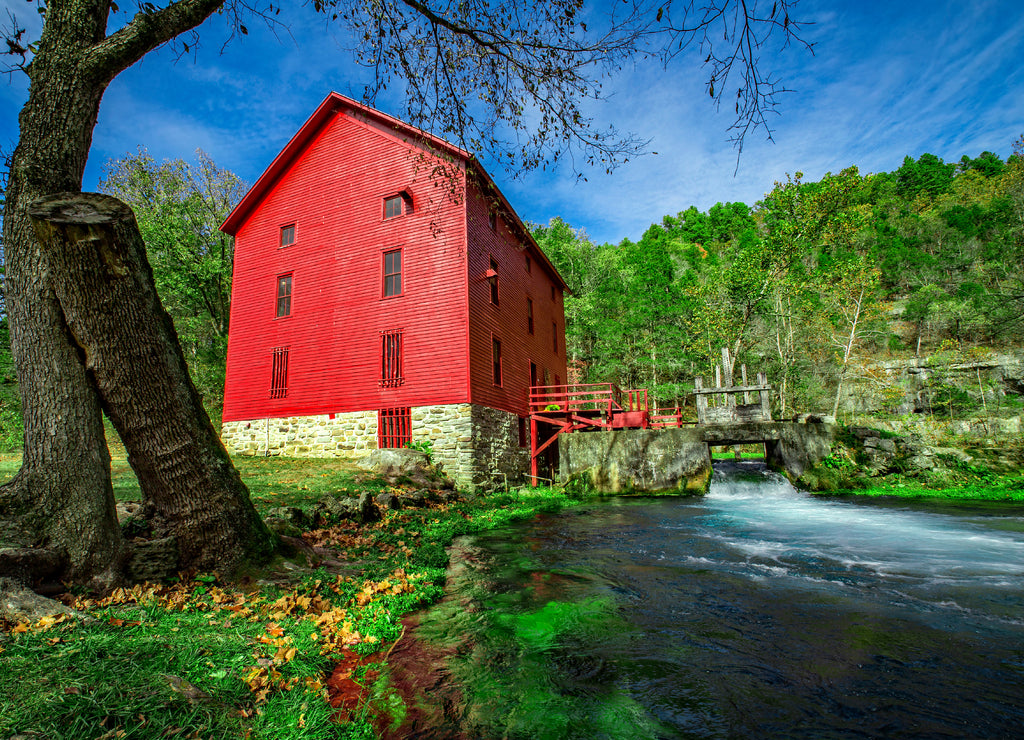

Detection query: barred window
xmin=378 ymin=407 xmax=411 ymax=448
xmin=527 ymin=298 xmax=534 ymax=334
xmin=380 ymin=329 xmax=404 ymax=387
xmin=270 ymin=347 xmax=289 ymax=399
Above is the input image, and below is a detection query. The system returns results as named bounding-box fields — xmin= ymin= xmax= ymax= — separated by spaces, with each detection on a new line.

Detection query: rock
xmin=314 ymin=494 xmax=360 ymax=524
xmin=358 ymin=492 xmax=381 ymax=524
xmin=437 ymin=490 xmax=462 ymax=504
xmin=264 ymin=517 xmax=303 ymax=538
xmin=266 ymin=506 xmax=313 ymax=531
xmin=849 ymin=426 xmax=876 ymax=440
xmin=908 ymin=455 xmax=936 ymax=471
xmin=0 ymin=577 xmax=76 ymax=622
xmin=116 ymin=501 xmax=142 ymax=522
xmin=375 ymin=492 xmax=401 ymax=511
xmin=403 ymin=491 xmax=427 ymax=508
xmin=933 ymin=446 xmax=973 ymax=463
xmin=877 ymin=438 xmax=897 ymax=454
xmin=126 ymin=537 xmax=179 ymax=583
xmin=863 ymin=436 xmax=880 ymax=449
xmin=277 ymin=535 xmax=320 ymax=567
xmin=356 ymin=448 xmax=455 ymax=488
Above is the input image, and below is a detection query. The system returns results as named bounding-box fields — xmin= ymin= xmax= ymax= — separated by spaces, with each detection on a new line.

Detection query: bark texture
xmin=0 ymin=0 xmax=250 ymax=586
xmin=0 ymin=1 xmax=126 ymax=587
xmin=28 ymin=193 xmax=276 ymax=572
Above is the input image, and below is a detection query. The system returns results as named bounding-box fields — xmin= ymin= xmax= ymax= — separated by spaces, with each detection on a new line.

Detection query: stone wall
xmin=221 ymin=411 xmax=378 ymax=457
xmin=221 ymin=403 xmax=529 ymax=491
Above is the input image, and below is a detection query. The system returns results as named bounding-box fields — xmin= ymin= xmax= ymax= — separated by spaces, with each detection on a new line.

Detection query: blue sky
xmin=2 ymin=0 xmax=1023 ymax=245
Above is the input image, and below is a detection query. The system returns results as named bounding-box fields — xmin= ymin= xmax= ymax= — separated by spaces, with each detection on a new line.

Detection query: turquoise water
xmin=395 ymin=462 xmax=1024 ymax=738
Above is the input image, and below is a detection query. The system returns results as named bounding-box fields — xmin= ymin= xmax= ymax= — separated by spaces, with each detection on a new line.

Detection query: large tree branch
xmin=84 ymin=0 xmax=225 ymax=83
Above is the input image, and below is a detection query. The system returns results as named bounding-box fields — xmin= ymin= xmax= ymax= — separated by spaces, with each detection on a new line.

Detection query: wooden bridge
xmin=528 ymin=349 xmax=776 ymax=484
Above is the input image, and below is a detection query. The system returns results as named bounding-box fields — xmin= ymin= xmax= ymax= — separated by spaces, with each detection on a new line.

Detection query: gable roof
xmin=220 ymin=92 xmax=567 ymax=291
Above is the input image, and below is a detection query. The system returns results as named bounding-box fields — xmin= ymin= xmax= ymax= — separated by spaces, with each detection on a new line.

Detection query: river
xmin=390 ymin=461 xmax=1024 ymax=738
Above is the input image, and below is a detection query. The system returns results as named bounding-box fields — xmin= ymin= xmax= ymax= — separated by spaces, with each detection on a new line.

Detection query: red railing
xmin=528 ymin=382 xmax=649 ymax=417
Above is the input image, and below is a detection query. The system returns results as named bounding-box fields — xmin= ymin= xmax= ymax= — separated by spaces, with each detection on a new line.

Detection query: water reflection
xmin=400 ymin=462 xmax=1024 ymax=738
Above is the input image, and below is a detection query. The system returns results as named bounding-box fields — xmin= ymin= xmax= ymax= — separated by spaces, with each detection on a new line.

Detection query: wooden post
xmin=721 ymin=347 xmax=735 ymax=414
xmin=758 ymin=371 xmax=771 ymax=420
xmin=695 ymin=376 xmax=706 ymax=424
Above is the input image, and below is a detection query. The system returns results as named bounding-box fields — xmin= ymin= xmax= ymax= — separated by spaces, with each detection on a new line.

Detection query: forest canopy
xmin=533 ymin=143 xmax=1024 ymax=417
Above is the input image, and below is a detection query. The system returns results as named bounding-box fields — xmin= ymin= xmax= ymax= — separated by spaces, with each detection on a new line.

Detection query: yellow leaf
xmin=13 ymin=622 xmax=29 ymax=633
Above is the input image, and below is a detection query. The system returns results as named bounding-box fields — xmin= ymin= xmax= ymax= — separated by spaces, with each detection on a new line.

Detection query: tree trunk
xmin=0 ymin=2 xmax=127 ymax=588
xmin=1 ymin=0 xmax=254 ymax=586
xmin=28 ymin=193 xmax=276 ymax=574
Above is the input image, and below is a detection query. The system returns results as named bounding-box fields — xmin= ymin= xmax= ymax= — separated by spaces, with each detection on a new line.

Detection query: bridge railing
xmin=529 ymin=383 xmax=650 ymax=417
xmin=649 ymin=408 xmax=697 ymax=428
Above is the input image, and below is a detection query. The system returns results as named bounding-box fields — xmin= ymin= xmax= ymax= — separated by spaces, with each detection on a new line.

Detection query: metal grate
xmin=380 ymin=329 xmax=404 ymax=387
xmin=270 ymin=346 xmax=289 ymax=398
xmin=378 ymin=407 xmax=411 ymax=448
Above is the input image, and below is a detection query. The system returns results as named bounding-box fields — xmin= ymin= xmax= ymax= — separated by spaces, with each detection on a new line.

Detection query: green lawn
xmin=0 ymin=453 xmax=582 ymax=739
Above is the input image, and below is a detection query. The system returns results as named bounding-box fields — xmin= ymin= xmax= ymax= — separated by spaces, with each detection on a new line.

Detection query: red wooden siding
xmin=223 ymin=107 xmax=470 ymax=422
xmin=465 ymin=180 xmax=567 ymax=417
xmin=222 ymin=93 xmax=567 ymax=426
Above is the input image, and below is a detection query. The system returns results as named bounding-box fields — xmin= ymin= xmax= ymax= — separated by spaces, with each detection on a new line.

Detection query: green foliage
xmin=403 ymin=438 xmax=433 ymax=463
xmin=100 ymin=148 xmax=245 ymax=416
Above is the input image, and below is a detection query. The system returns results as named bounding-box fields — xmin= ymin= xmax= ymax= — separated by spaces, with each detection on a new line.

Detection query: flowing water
xmin=395 ymin=462 xmax=1024 ymax=738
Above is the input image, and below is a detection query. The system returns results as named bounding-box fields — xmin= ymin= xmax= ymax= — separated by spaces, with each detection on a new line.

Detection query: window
xmin=492 ymin=337 xmax=502 ymax=386
xmin=518 ymin=417 xmax=529 ymax=448
xmin=488 ymin=257 xmax=499 ymax=306
xmin=488 ymin=211 xmax=497 ymax=231
xmin=280 ymin=224 xmax=295 ymax=248
xmin=276 ymin=274 xmax=292 ymax=317
xmin=378 ymin=407 xmax=411 ymax=448
xmin=383 ymin=249 xmax=402 ymax=297
xmin=384 ymin=195 xmax=403 ymax=219
xmin=525 ymin=254 xmax=532 ymax=273
xmin=270 ymin=347 xmax=289 ymax=399
xmin=551 ymin=285 xmax=556 ymax=301
xmin=530 ymin=362 xmax=538 ymax=388
xmin=553 ymin=322 xmax=558 ymax=354
xmin=380 ymin=329 xmax=403 ymax=387
xmin=527 ymin=298 xmax=534 ymax=334
xmin=384 ymin=192 xmax=412 ymax=219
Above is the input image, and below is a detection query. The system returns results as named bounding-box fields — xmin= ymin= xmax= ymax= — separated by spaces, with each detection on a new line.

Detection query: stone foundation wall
xmin=221 ymin=411 xmax=378 ymax=457
xmin=221 ymin=403 xmax=529 ymax=491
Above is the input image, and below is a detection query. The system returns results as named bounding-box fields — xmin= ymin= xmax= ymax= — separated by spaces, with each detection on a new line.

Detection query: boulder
xmin=375 ymin=492 xmax=401 ymax=511
xmin=0 ymin=577 xmax=76 ymax=622
xmin=358 ymin=492 xmax=381 ymax=524
xmin=357 ymin=448 xmax=454 ymax=488
xmin=266 ymin=506 xmax=313 ymax=531
xmin=264 ymin=517 xmax=303 ymax=539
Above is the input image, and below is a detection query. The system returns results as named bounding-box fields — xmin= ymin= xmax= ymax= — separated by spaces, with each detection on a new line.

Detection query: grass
xmin=0 ymin=453 xmax=585 ymax=739
xmin=819 ymin=474 xmax=1024 ymax=501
